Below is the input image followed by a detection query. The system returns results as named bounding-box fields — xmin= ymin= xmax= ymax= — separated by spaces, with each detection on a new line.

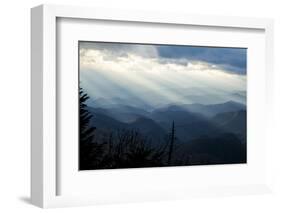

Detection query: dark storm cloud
xmin=79 ymin=41 xmax=158 ymax=58
xmin=80 ymin=41 xmax=247 ymax=75
xmin=156 ymin=46 xmax=247 ymax=75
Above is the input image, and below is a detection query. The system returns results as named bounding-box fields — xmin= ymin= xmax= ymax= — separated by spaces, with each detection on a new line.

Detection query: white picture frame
xmin=31 ymin=4 xmax=274 ymax=208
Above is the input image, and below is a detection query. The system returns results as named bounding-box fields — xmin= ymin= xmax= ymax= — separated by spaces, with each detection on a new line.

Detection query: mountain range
xmin=88 ymin=100 xmax=246 ymax=144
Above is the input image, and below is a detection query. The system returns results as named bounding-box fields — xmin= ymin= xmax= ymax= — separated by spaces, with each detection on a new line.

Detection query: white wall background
xmin=0 ymin=0 xmax=280 ymax=212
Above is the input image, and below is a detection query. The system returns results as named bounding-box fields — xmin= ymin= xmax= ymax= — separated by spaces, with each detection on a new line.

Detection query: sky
xmin=79 ymin=42 xmax=247 ymax=108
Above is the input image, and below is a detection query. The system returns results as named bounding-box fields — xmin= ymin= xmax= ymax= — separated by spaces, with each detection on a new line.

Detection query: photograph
xmin=79 ymin=41 xmax=247 ymax=170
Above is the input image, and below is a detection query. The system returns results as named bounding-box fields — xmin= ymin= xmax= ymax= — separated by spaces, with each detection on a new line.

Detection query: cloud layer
xmin=157 ymin=45 xmax=246 ymax=74
xmin=79 ymin=42 xmax=246 ymax=108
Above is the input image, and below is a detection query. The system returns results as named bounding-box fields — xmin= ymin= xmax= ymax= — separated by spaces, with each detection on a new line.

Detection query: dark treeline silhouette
xmin=79 ymin=88 xmax=104 ymax=170
xmin=79 ymin=88 xmax=171 ymax=170
xmin=79 ymin=87 xmax=246 ymax=170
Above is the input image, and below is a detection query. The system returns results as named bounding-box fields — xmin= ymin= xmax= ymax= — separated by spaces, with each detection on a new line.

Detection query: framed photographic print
xmin=31 ymin=4 xmax=274 ymax=208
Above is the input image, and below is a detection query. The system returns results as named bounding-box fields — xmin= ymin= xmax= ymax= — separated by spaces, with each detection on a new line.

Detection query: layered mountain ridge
xmin=88 ymin=100 xmax=246 ymax=144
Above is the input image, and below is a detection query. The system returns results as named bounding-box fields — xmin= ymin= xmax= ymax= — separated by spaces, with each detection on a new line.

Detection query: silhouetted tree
xmin=80 ymin=87 xmax=95 ymax=143
xmin=79 ymin=87 xmax=104 ymax=170
xmin=99 ymin=129 xmax=167 ymax=169
xmin=167 ymin=121 xmax=176 ymax=165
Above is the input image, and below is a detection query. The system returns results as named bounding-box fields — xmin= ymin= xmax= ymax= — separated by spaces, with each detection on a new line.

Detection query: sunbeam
xmin=80 ymin=44 xmax=246 ymax=107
